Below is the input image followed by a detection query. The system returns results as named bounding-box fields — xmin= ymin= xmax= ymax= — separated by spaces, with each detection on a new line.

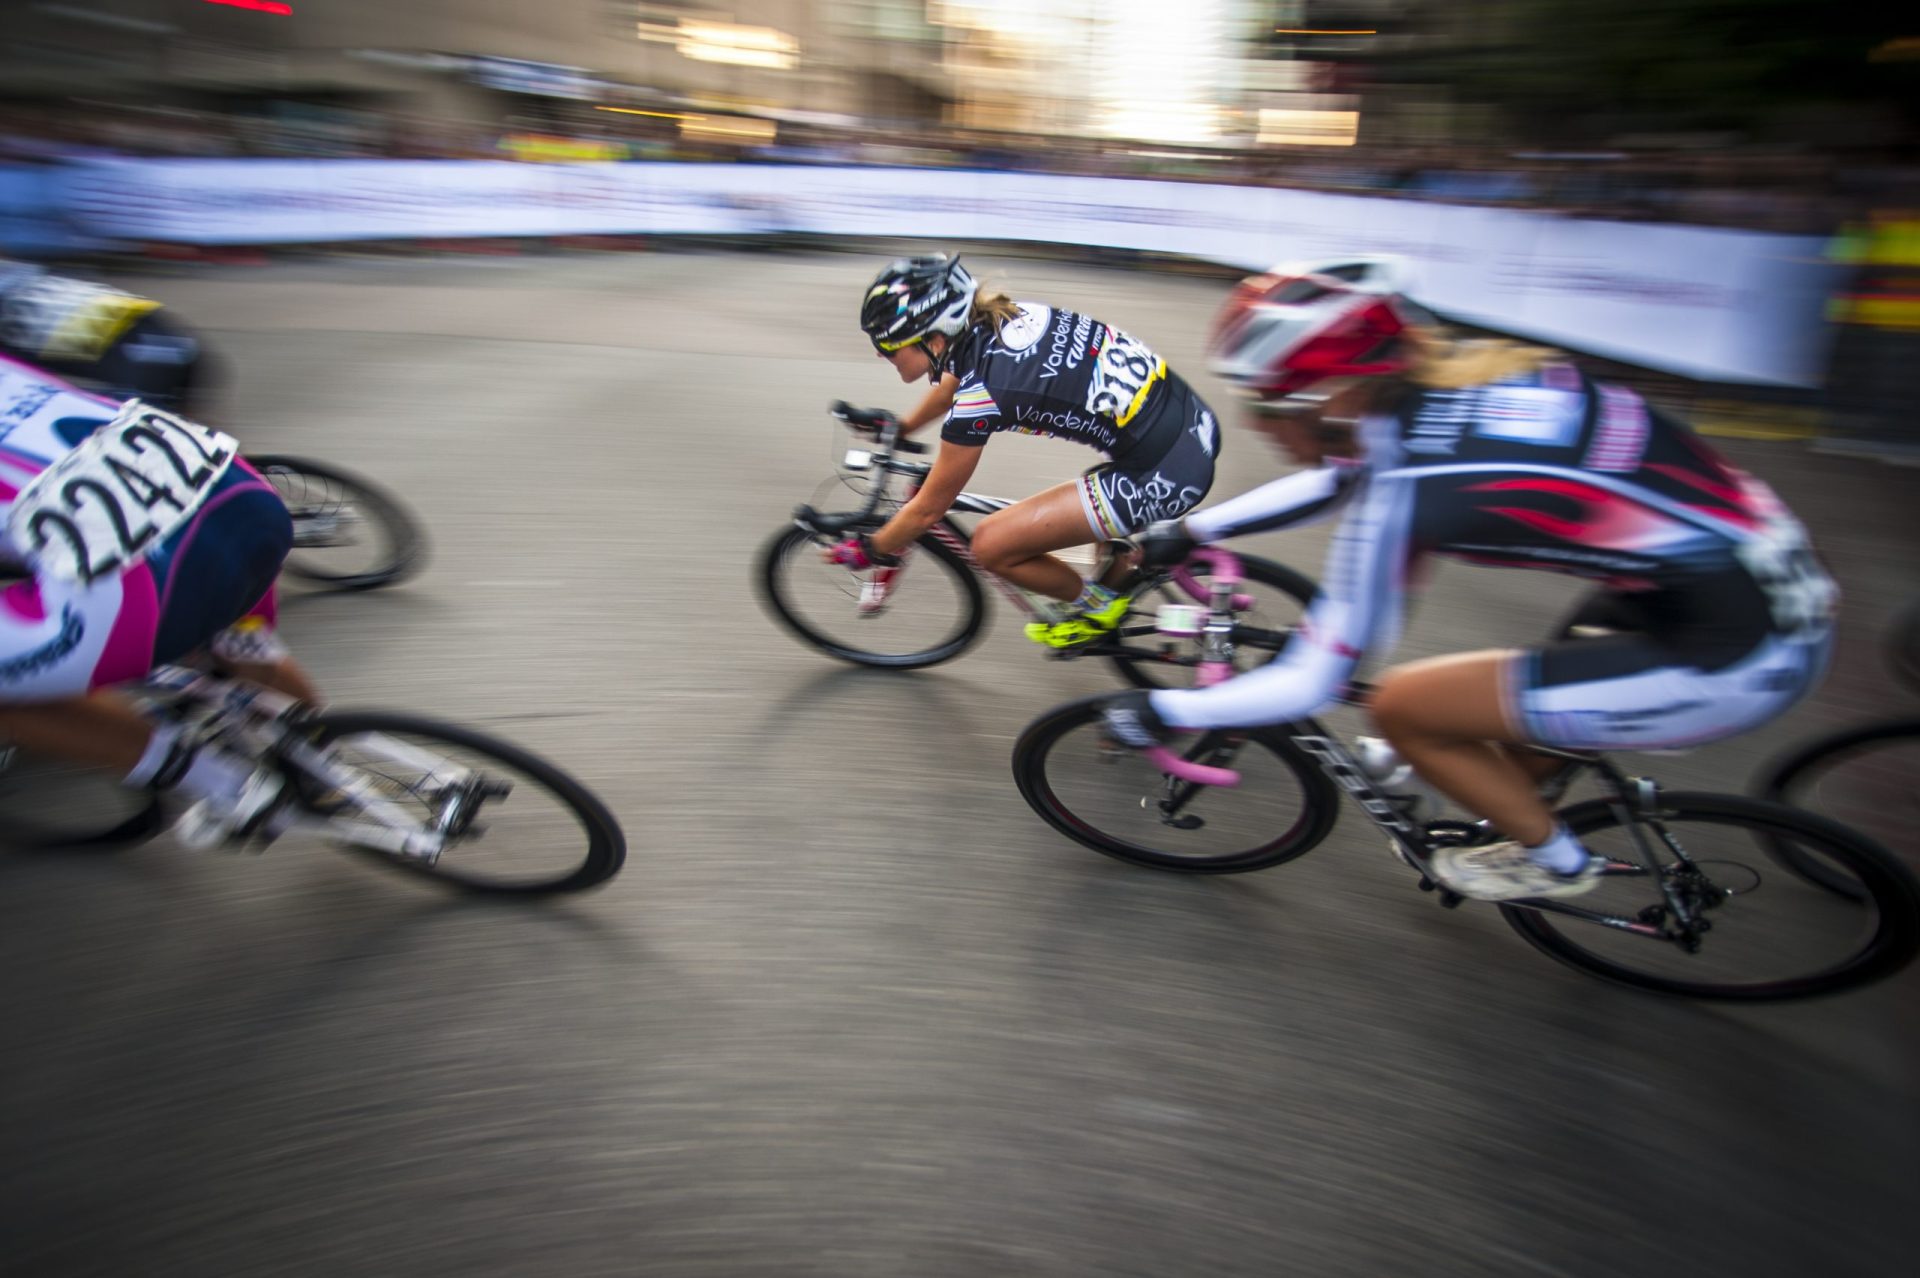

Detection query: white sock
xmin=1072 ymin=581 xmax=1117 ymax=614
xmin=173 ymin=748 xmax=256 ymax=807
xmin=123 ymin=725 xmax=184 ymax=789
xmin=1525 ymin=823 xmax=1590 ymax=875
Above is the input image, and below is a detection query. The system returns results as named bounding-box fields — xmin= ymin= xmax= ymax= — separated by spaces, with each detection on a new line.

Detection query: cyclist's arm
xmin=867 ymin=439 xmax=984 ymax=558
xmin=1185 ymin=463 xmax=1361 ymax=543
xmin=898 ymin=373 xmax=959 ymax=434
xmin=1149 ymin=471 xmax=1415 ymax=730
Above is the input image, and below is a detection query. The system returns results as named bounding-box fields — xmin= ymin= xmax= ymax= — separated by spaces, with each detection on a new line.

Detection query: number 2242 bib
xmin=7 ymin=400 xmax=236 ymax=585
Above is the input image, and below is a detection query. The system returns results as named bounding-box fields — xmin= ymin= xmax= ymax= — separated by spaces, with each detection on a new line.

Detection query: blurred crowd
xmin=1 ymin=99 xmax=1901 ymax=237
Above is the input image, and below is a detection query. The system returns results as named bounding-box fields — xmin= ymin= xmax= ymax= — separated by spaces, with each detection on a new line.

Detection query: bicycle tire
xmin=0 ymin=777 xmax=165 ymax=852
xmin=1499 ymin=791 xmax=1920 ymax=1000
xmin=1755 ymin=719 xmax=1920 ymax=900
xmin=757 ymin=524 xmax=987 ymax=669
xmin=1012 ymin=693 xmax=1340 ymax=874
xmin=1104 ymin=553 xmax=1318 ymax=691
xmin=251 ymin=455 xmax=428 ymax=592
xmin=305 ymin=711 xmax=625 ymax=895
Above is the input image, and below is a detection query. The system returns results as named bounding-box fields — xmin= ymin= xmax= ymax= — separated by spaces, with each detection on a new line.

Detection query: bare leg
xmin=0 ymin=692 xmax=153 ymax=773
xmin=222 ymin=655 xmax=324 ymax=706
xmin=1367 ymin=650 xmax=1554 ymax=845
xmin=970 ymin=481 xmax=1101 ymax=602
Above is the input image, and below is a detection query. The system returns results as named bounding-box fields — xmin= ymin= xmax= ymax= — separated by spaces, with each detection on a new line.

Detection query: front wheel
xmin=1104 ymin=553 xmax=1317 ymax=690
xmin=251 ymin=455 xmax=427 ymax=592
xmin=757 ymin=525 xmax=986 ymax=669
xmin=1011 ymin=694 xmax=1340 ymax=873
xmin=1500 ymin=791 xmax=1920 ymax=1000
xmin=304 ymin=712 xmax=625 ymax=895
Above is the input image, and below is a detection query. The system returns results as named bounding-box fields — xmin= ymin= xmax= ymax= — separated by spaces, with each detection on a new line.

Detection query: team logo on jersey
xmin=1473 ymin=387 xmax=1581 ymax=447
xmin=995 ymin=304 xmax=1050 ymax=358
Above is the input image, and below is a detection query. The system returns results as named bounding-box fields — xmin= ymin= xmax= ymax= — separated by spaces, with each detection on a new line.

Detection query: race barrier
xmin=10 ymin=159 xmax=1838 ymax=386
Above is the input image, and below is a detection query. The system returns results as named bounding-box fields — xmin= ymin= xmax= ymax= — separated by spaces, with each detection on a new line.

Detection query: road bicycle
xmin=757 ymin=403 xmax=1316 ymax=688
xmin=1755 ymin=596 xmax=1920 ymax=899
xmin=1 ymin=665 xmax=625 ymax=895
xmin=252 ymin=455 xmax=427 ymax=592
xmin=1011 ymin=549 xmax=1920 ymax=1001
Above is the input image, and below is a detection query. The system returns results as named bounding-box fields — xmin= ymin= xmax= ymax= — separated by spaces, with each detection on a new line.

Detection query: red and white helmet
xmin=1208 ymin=257 xmax=1420 ymax=402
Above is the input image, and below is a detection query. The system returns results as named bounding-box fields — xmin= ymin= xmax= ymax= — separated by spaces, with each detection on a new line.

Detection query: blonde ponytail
xmin=971 ymin=288 xmax=1022 ymax=335
xmin=1401 ymin=325 xmax=1564 ymax=391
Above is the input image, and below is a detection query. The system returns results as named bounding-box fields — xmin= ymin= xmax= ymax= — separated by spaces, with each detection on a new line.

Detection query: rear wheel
xmin=1011 ymin=694 xmax=1339 ymax=873
xmin=304 ymin=712 xmax=625 ymax=895
xmin=757 ymin=525 xmax=986 ymax=669
xmin=1104 ymin=553 xmax=1317 ymax=690
xmin=1500 ymin=791 xmax=1920 ymax=1000
xmin=251 ymin=455 xmax=427 ymax=592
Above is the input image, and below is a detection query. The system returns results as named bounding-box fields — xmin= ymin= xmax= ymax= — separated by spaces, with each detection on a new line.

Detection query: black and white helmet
xmin=860 ymin=254 xmax=979 ymax=355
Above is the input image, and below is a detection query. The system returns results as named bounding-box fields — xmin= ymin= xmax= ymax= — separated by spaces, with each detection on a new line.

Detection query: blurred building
xmin=0 ymin=1 xmax=1440 ymax=154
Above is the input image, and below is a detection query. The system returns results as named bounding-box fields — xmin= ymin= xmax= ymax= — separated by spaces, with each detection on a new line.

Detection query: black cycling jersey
xmin=1153 ymin=364 xmax=1836 ymax=748
xmin=939 ymin=303 xmax=1192 ymax=467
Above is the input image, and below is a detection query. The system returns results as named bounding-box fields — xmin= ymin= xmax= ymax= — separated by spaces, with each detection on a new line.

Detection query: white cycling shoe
xmin=1430 ymin=841 xmax=1602 ymax=901
xmin=173 ymin=769 xmax=289 ymax=850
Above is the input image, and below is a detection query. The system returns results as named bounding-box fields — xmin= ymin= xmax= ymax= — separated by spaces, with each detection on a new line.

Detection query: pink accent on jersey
xmin=2 ymin=577 xmax=46 ymax=622
xmin=93 ymin=564 xmax=159 ymax=688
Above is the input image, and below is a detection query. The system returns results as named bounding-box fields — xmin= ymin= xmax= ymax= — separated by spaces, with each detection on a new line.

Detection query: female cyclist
xmin=0 ymin=353 xmax=316 ymax=845
xmin=830 ymin=253 xmax=1224 ymax=647
xmin=1097 ymin=266 xmax=1838 ymax=901
xmin=0 ymin=259 xmax=215 ymax=416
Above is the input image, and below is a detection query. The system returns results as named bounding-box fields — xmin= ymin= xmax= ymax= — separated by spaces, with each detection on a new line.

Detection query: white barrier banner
xmin=48 ymin=159 xmax=1836 ymax=385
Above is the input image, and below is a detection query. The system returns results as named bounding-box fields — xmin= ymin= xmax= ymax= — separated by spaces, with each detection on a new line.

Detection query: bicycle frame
xmin=1145 ymin=679 xmax=1715 ymax=943
xmin=824 ymin=424 xmax=1237 ymax=632
xmin=136 ymin=667 xmax=473 ymax=861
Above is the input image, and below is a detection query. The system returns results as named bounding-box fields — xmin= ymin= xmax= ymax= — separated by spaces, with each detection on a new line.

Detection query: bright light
xmin=1257 ymin=108 xmax=1361 ymax=146
xmin=595 ymin=106 xmax=692 ymax=120
xmin=678 ymin=116 xmax=778 ymax=143
xmin=202 ymin=0 xmax=292 ymax=13
xmin=677 ymin=23 xmax=798 ymax=70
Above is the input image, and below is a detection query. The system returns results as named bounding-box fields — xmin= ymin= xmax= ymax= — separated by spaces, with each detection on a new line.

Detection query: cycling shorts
xmin=0 ymin=462 xmax=291 ymax=702
xmin=1078 ymin=399 xmax=1220 ymax=540
xmin=1506 ymin=588 xmax=1831 ymax=751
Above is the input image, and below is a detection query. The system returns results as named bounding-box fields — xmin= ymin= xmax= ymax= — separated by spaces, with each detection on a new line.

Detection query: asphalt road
xmin=2 ymin=246 xmax=1915 ymax=1278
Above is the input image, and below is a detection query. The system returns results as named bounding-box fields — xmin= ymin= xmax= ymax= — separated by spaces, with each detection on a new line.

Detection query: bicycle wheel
xmin=251 ymin=455 xmax=427 ymax=592
xmin=1012 ymin=694 xmax=1339 ymax=873
xmin=1500 ymin=791 xmax=1920 ymax=1000
xmin=0 ymin=755 xmax=164 ymax=851
xmin=1757 ymin=720 xmax=1920 ymax=899
xmin=757 ymin=525 xmax=986 ymax=669
xmin=304 ymin=712 xmax=625 ymax=894
xmin=1104 ymin=553 xmax=1317 ymax=690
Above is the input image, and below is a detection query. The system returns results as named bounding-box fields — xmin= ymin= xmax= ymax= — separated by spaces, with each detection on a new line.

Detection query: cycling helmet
xmin=1209 ymin=258 xmax=1420 ymax=401
xmin=860 ymin=254 xmax=979 ymax=374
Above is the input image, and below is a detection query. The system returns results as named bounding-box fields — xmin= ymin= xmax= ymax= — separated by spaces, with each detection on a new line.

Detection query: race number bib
xmin=1086 ymin=327 xmax=1166 ymax=427
xmin=7 ymin=400 xmax=236 ymax=584
xmin=0 ymin=277 xmax=160 ymax=362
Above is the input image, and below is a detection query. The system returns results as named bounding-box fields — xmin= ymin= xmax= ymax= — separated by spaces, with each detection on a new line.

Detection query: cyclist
xmin=835 ymin=253 xmax=1223 ymax=647
xmin=0 ymin=353 xmax=316 ymax=844
xmin=1097 ymin=265 xmax=1838 ymax=901
xmin=0 ymin=258 xmax=215 ymax=416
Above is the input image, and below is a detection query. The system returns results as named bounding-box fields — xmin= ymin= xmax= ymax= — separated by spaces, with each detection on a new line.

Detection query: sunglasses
xmin=872 ymin=332 xmax=928 ymax=356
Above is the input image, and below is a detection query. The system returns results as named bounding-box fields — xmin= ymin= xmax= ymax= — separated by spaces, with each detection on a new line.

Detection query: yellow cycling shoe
xmin=1024 ymin=594 xmax=1133 ymax=649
